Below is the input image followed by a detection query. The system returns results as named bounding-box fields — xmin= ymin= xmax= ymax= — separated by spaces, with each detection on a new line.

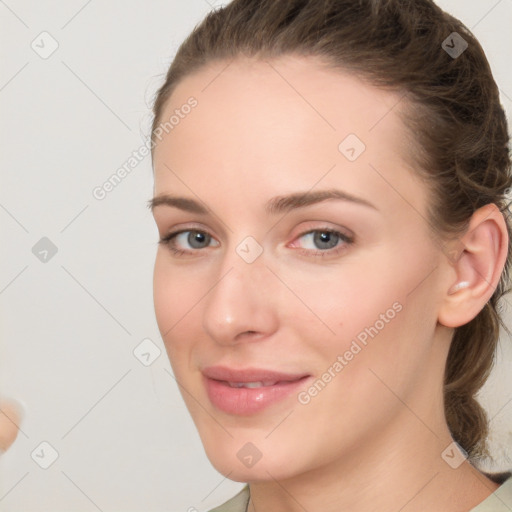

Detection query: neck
xmin=247 ymin=412 xmax=498 ymax=512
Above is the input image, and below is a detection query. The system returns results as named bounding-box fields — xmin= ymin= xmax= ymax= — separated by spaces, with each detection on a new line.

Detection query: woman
xmin=149 ymin=0 xmax=512 ymax=510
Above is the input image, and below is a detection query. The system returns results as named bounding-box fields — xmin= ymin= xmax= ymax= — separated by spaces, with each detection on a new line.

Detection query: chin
xmin=207 ymin=455 xmax=289 ymax=483
xmin=201 ymin=435 xmax=303 ymax=483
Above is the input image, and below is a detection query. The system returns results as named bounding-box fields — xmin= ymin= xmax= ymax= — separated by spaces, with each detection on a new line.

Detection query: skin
xmin=151 ymin=56 xmax=508 ymax=511
xmin=0 ymin=399 xmax=21 ymax=453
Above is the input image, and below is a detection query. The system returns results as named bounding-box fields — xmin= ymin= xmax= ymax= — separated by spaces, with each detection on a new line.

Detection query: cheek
xmin=284 ymin=267 xmax=419 ymax=436
xmin=274 ymin=256 xmax=402 ymax=352
xmin=153 ymin=254 xmax=205 ymax=361
xmin=280 ymin=246 xmax=436 ymax=376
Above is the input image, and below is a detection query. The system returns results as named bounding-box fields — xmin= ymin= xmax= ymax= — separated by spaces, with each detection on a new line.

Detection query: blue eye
xmin=159 ymin=230 xmax=219 ymax=254
xmin=159 ymin=227 xmax=353 ymax=258
xmin=299 ymin=230 xmax=342 ymax=250
xmin=293 ymin=229 xmax=353 ymax=257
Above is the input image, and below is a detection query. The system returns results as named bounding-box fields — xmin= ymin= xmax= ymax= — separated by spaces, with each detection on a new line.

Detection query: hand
xmin=0 ymin=399 xmax=22 ymax=453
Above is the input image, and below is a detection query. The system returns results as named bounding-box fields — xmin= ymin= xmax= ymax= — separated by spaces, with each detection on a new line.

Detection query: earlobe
xmin=438 ymin=203 xmax=508 ymax=328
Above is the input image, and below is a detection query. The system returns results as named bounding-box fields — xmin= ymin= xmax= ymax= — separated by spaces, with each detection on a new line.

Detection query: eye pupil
xmin=314 ymin=231 xmax=339 ymax=249
xmin=188 ymin=231 xmax=209 ymax=249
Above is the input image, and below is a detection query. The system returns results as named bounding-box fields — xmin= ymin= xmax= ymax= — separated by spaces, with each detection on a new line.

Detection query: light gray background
xmin=1 ymin=1 xmax=511 ymax=511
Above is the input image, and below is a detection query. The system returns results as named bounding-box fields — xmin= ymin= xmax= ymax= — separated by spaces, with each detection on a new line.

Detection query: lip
xmin=202 ymin=366 xmax=311 ymax=415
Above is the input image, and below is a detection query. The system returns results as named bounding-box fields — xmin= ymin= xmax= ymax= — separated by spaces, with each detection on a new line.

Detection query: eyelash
xmin=158 ymin=227 xmax=354 ymax=259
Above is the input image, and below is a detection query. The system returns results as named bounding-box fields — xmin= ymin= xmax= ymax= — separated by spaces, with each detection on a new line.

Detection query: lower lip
xmin=204 ymin=376 xmax=311 ymax=415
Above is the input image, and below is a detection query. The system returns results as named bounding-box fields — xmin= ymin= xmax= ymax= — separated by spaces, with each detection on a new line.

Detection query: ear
xmin=438 ymin=203 xmax=509 ymax=328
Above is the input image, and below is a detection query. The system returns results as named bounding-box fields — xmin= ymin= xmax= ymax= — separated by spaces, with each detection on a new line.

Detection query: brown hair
xmin=151 ymin=0 xmax=512 ymax=461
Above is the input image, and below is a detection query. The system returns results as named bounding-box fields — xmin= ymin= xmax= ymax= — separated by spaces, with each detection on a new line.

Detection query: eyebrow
xmin=147 ymin=189 xmax=378 ymax=215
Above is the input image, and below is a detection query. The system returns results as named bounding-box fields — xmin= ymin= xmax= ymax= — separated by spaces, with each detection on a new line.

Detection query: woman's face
xmin=151 ymin=56 xmax=452 ymax=481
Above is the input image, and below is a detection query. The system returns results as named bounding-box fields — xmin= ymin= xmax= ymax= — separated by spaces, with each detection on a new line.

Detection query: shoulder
xmin=469 ymin=472 xmax=512 ymax=512
xmin=207 ymin=485 xmax=250 ymax=512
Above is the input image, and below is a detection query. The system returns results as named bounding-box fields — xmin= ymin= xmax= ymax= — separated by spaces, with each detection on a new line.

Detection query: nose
xmin=201 ymin=248 xmax=279 ymax=346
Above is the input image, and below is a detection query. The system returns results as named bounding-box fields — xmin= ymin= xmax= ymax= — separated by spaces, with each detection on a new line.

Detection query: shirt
xmin=208 ymin=473 xmax=512 ymax=512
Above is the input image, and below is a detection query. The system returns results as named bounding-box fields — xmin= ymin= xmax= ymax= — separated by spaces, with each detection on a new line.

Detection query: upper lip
xmin=202 ymin=366 xmax=309 ymax=383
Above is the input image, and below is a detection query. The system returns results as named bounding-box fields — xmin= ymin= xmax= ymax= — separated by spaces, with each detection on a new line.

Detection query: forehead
xmin=155 ymin=56 xmax=410 ymax=151
xmin=152 ymin=56 xmax=425 ymax=217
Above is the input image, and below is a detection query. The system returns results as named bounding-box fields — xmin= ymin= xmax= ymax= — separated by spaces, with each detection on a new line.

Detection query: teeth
xmin=227 ymin=381 xmax=276 ymax=388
